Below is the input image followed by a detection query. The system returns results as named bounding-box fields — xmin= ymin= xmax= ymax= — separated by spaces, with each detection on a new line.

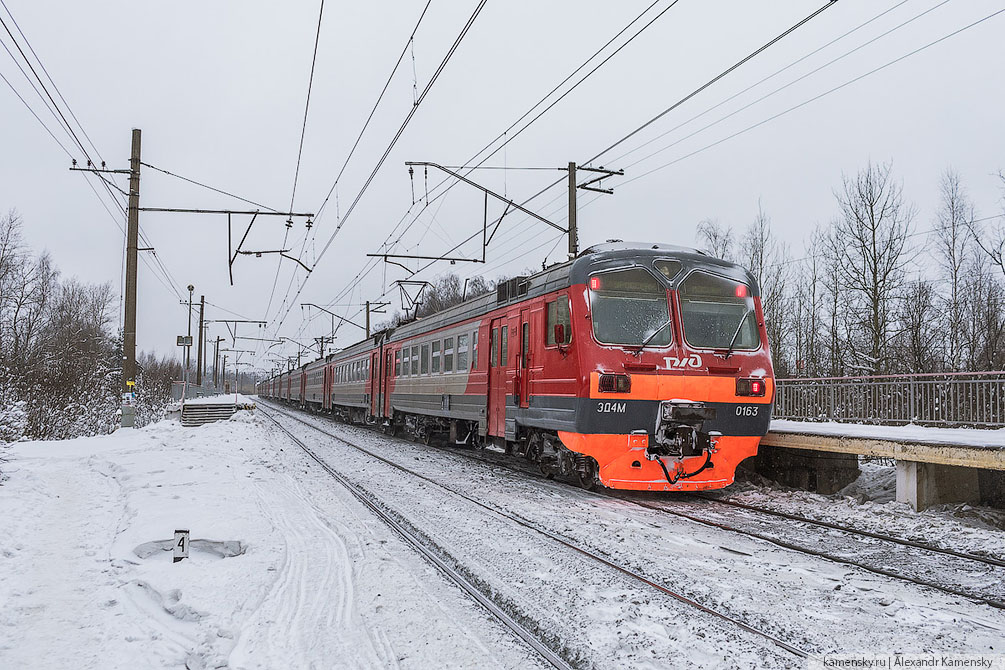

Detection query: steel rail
xmin=259 ymin=400 xmax=811 ymax=660
xmin=690 ymin=494 xmax=1005 ymax=569
xmin=258 ymin=407 xmax=574 ymax=670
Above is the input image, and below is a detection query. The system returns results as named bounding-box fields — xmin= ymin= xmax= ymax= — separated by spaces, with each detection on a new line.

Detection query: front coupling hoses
xmin=655 ymin=450 xmax=714 ymax=485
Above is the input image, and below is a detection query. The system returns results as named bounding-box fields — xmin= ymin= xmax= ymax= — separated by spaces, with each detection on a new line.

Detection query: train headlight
xmin=736 ymin=378 xmax=766 ymax=397
xmin=599 ymin=373 xmax=631 ymax=393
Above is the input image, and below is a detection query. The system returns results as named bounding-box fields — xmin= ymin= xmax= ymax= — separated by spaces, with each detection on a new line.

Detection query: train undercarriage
xmin=288 ymin=398 xmax=603 ymax=489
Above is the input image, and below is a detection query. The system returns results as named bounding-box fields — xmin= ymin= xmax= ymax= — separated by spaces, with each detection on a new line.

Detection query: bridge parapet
xmin=774 ymin=371 xmax=1005 ymax=428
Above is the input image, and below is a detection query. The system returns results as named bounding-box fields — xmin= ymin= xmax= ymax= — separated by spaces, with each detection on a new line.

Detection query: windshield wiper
xmin=631 ymin=318 xmax=673 ymax=355
xmin=722 ymin=308 xmax=753 ymax=358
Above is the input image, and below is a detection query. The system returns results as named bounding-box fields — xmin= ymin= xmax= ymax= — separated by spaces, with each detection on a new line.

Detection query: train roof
xmin=275 ymin=240 xmax=759 ymax=376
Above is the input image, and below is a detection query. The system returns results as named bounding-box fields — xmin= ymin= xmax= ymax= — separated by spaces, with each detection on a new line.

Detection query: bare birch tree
xmin=695 ymin=218 xmax=734 ymax=260
xmin=832 ymin=161 xmax=915 ymax=374
xmin=934 ymin=169 xmax=975 ymax=370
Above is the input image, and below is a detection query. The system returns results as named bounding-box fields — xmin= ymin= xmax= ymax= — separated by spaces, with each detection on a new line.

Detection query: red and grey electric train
xmin=258 ymin=241 xmax=774 ymax=491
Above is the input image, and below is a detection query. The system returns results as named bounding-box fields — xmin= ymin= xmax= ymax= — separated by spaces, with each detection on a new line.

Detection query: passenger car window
xmin=457 ymin=334 xmax=469 ymax=371
xmin=443 ymin=337 xmax=454 ymax=373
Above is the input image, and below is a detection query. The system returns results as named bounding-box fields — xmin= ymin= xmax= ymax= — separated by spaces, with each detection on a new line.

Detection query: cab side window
xmin=546 ymin=297 xmax=571 ymax=345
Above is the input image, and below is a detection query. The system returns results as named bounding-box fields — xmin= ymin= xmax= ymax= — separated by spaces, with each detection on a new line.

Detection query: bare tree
xmin=896 ymin=280 xmax=941 ymax=372
xmin=832 ymin=162 xmax=915 ymax=374
xmin=740 ymin=204 xmax=793 ymax=375
xmin=695 ymin=218 xmax=734 ymax=260
xmin=934 ymin=169 xmax=975 ymax=370
xmin=793 ymin=226 xmax=827 ymax=376
xmin=966 ymin=171 xmax=1005 ymax=282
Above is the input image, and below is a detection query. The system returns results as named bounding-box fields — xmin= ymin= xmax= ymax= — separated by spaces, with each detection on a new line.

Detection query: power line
xmin=0 ymin=0 xmax=104 ymax=162
xmin=292 ymin=0 xmax=685 ymax=336
xmin=378 ymin=0 xmax=839 ymax=287
xmin=141 ymin=162 xmax=279 ymax=212
xmin=326 ymin=0 xmax=433 ymax=197
xmin=0 ymin=11 xmax=91 ymax=161
xmin=266 ymin=1 xmax=435 ymax=333
xmin=288 ymin=0 xmax=326 ymax=214
xmin=270 ymin=0 xmax=488 ymax=332
xmin=616 ymin=0 xmax=952 ymax=171
xmin=371 ymin=0 xmax=682 ymax=264
xmin=0 ymin=66 xmax=73 ymax=157
xmin=606 ymin=0 xmax=917 ymax=165
xmin=618 ymin=5 xmax=1005 ymax=187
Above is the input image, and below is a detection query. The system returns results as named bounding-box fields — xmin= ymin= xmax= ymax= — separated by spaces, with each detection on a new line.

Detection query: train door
xmin=518 ymin=309 xmax=531 ymax=409
xmin=487 ymin=317 xmax=509 ymax=437
xmin=383 ymin=349 xmax=394 ymax=418
xmin=370 ymin=352 xmax=379 ymax=417
xmin=323 ymin=364 xmax=332 ymax=410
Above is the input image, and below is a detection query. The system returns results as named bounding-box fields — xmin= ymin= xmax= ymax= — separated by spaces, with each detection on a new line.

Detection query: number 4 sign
xmin=173 ymin=529 xmax=190 ymax=563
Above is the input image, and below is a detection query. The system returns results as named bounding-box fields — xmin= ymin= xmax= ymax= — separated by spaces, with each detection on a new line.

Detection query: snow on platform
xmin=182 ymin=393 xmax=253 ymax=407
xmin=0 ymin=415 xmax=543 ymax=669
xmin=770 ymin=420 xmax=1005 ymax=449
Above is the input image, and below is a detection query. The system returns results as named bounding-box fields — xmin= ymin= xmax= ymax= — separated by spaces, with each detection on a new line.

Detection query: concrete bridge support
xmin=895 ymin=461 xmax=981 ymax=511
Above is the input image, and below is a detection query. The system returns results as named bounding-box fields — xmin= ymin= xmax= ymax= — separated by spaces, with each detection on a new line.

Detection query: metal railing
xmin=773 ymin=371 xmax=1005 ymax=428
xmin=171 ymin=381 xmax=223 ymax=402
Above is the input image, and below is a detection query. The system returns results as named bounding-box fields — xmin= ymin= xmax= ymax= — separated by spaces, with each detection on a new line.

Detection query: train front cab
xmin=556 ymin=254 xmax=774 ymax=492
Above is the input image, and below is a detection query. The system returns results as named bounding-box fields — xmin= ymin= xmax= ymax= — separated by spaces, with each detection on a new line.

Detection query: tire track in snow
xmin=228 ymin=475 xmax=390 ymax=669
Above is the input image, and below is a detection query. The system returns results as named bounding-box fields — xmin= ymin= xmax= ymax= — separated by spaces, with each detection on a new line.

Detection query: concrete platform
xmin=759 ymin=422 xmax=1005 ymax=511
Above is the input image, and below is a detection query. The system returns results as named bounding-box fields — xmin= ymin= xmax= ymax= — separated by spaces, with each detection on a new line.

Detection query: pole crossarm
xmin=366 ymin=253 xmax=482 ymax=263
xmin=239 ymin=250 xmax=312 ymax=273
xmin=406 ymin=162 xmax=566 ymax=233
xmin=576 ymin=166 xmax=624 ymax=194
xmin=205 ymin=319 xmax=268 ymax=324
xmin=69 ymin=166 xmax=131 ymax=174
xmin=301 ymin=303 xmax=365 ymax=331
xmin=138 ymin=207 xmax=314 ymax=217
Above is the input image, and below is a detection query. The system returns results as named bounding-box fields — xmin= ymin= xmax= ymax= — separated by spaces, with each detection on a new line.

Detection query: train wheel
xmin=576 ymin=458 xmax=598 ymax=491
xmin=525 ymin=433 xmax=542 ymax=463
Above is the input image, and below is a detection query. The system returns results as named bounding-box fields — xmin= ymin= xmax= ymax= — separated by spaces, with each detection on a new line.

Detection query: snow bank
xmin=0 ymin=414 xmax=540 ymax=669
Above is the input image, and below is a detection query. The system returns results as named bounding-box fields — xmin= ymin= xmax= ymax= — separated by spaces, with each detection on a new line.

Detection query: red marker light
xmin=751 ymin=380 xmax=763 ymax=394
xmin=590 ymin=276 xmax=602 ymax=290
xmin=735 ymin=284 xmax=748 ymax=298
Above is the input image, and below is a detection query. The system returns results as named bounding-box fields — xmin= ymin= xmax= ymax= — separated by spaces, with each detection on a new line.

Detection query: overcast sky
xmin=2 ymin=0 xmax=1003 ymax=373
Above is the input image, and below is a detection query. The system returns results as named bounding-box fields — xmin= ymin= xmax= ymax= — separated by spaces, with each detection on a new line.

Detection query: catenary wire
xmin=288 ymin=0 xmax=326 ymax=214
xmin=269 ymin=0 xmax=487 ymax=332
xmin=285 ymin=0 xmax=686 ymax=339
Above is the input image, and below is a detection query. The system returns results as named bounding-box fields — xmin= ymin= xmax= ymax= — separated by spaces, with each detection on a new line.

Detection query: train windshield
xmin=589 ymin=267 xmax=671 ymax=347
xmin=678 ymin=271 xmax=759 ymax=350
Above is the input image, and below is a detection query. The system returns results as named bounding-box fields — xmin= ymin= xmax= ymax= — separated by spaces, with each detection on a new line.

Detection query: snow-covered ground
xmin=257 ymin=402 xmax=1005 ymax=665
xmin=727 ymin=461 xmax=1005 ymax=561
xmin=0 ymin=413 xmax=545 ymax=669
xmin=3 ymin=403 xmax=1005 ymax=669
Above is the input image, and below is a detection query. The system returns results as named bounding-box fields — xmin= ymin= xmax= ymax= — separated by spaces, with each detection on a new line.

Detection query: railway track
xmin=258 ymin=407 xmax=575 ymax=670
xmin=258 ymin=402 xmax=813 ymax=665
xmin=260 ymin=399 xmax=1005 ymax=614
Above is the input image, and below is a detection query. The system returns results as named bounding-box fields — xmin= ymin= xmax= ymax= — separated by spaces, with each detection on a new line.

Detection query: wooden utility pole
xmin=196 ymin=295 xmax=205 ymax=385
xmin=213 ymin=336 xmax=224 ymax=387
xmin=123 ymin=129 xmax=142 ymax=394
xmin=567 ymin=161 xmax=577 ymax=260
